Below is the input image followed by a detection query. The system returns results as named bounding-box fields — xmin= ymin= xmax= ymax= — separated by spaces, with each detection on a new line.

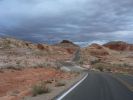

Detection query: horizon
xmin=1 ymin=36 xmax=133 ymax=48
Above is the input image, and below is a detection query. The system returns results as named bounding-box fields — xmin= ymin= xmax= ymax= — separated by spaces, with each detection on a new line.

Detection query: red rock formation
xmin=55 ymin=40 xmax=79 ymax=48
xmin=84 ymin=43 xmax=109 ymax=57
xmin=103 ymin=41 xmax=133 ymax=51
xmin=54 ymin=40 xmax=79 ymax=54
xmin=60 ymin=40 xmax=73 ymax=44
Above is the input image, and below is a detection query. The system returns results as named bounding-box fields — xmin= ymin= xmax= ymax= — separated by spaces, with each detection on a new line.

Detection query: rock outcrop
xmin=103 ymin=41 xmax=133 ymax=51
xmin=0 ymin=37 xmax=74 ymax=69
xmin=54 ymin=40 xmax=79 ymax=54
xmin=83 ymin=43 xmax=109 ymax=57
xmin=55 ymin=40 xmax=79 ymax=48
xmin=0 ymin=37 xmax=37 ymax=49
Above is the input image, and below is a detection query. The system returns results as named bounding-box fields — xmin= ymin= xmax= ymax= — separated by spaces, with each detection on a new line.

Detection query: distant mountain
xmin=103 ymin=41 xmax=133 ymax=51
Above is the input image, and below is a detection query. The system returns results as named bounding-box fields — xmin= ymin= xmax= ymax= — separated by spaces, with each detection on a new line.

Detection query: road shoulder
xmin=23 ymin=71 xmax=87 ymax=100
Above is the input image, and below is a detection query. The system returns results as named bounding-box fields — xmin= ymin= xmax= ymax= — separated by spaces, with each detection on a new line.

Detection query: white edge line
xmin=56 ymin=73 xmax=88 ymax=100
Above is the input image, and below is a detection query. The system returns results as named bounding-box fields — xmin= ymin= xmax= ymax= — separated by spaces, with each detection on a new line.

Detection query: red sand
xmin=0 ymin=68 xmax=73 ymax=100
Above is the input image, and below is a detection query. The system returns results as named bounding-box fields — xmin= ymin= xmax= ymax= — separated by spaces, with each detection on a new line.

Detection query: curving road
xmin=58 ymin=72 xmax=133 ymax=100
xmin=72 ymin=48 xmax=81 ymax=62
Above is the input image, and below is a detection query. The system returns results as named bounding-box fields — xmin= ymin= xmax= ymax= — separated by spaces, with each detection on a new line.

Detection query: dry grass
xmin=55 ymin=81 xmax=66 ymax=87
xmin=31 ymin=82 xmax=51 ymax=96
xmin=45 ymin=80 xmax=53 ymax=84
xmin=97 ymin=66 xmax=104 ymax=72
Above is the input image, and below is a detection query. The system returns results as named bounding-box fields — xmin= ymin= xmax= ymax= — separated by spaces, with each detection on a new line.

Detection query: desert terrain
xmin=0 ymin=37 xmax=133 ymax=100
xmin=81 ymin=41 xmax=133 ymax=74
xmin=0 ymin=37 xmax=81 ymax=100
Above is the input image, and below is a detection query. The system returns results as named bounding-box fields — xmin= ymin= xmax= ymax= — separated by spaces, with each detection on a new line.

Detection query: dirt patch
xmin=0 ymin=67 xmax=76 ymax=100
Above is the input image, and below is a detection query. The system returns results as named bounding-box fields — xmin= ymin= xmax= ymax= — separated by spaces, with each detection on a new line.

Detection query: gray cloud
xmin=0 ymin=0 xmax=133 ymax=44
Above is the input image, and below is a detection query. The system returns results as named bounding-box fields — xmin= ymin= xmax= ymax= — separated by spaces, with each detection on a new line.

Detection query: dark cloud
xmin=0 ymin=0 xmax=133 ymax=45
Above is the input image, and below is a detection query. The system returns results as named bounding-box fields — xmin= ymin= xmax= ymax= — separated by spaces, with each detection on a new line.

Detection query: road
xmin=116 ymin=74 xmax=133 ymax=88
xmin=58 ymin=72 xmax=133 ymax=100
xmin=72 ymin=48 xmax=80 ymax=62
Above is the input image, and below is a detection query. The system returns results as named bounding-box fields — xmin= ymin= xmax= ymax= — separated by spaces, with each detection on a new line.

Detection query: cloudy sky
xmin=0 ymin=0 xmax=133 ymax=45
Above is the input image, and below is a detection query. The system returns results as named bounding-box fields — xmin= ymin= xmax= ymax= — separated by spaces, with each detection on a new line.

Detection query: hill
xmin=0 ymin=38 xmax=74 ymax=69
xmin=54 ymin=40 xmax=79 ymax=54
xmin=81 ymin=42 xmax=133 ymax=74
xmin=103 ymin=41 xmax=133 ymax=51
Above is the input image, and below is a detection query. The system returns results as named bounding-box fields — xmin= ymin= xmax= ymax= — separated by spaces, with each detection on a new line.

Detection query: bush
xmin=90 ymin=59 xmax=100 ymax=65
xmin=97 ymin=66 xmax=103 ymax=72
xmin=45 ymin=80 xmax=53 ymax=84
xmin=55 ymin=81 xmax=66 ymax=87
xmin=92 ymin=62 xmax=113 ymax=71
xmin=35 ymin=63 xmax=51 ymax=68
xmin=79 ymin=59 xmax=84 ymax=65
xmin=123 ymin=63 xmax=130 ymax=67
xmin=6 ymin=66 xmax=22 ymax=71
xmin=31 ymin=82 xmax=50 ymax=96
xmin=106 ymin=68 xmax=111 ymax=72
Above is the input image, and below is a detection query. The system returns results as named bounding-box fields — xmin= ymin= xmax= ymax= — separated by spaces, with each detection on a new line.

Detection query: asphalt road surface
xmin=116 ymin=74 xmax=133 ymax=87
xmin=60 ymin=72 xmax=133 ymax=100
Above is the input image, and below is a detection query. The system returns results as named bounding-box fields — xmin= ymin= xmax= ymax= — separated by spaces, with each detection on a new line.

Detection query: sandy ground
xmin=24 ymin=72 xmax=85 ymax=100
xmin=0 ymin=67 xmax=78 ymax=100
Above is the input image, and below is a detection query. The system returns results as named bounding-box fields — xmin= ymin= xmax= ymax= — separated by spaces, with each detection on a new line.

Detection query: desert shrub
xmin=16 ymin=60 xmax=21 ymax=65
xmin=90 ymin=59 xmax=101 ymax=65
xmin=94 ymin=62 xmax=113 ymax=72
xmin=97 ymin=66 xmax=103 ymax=72
xmin=75 ymin=58 xmax=84 ymax=65
xmin=3 ymin=40 xmax=11 ymax=48
xmin=45 ymin=80 xmax=53 ymax=84
xmin=106 ymin=68 xmax=111 ymax=72
xmin=6 ymin=66 xmax=22 ymax=70
xmin=55 ymin=81 xmax=66 ymax=87
xmin=123 ymin=63 xmax=130 ymax=67
xmin=55 ymin=62 xmax=62 ymax=69
xmin=36 ymin=63 xmax=51 ymax=68
xmin=37 ymin=63 xmax=46 ymax=68
xmin=113 ymin=63 xmax=130 ymax=67
xmin=31 ymin=82 xmax=50 ymax=96
xmin=93 ymin=62 xmax=113 ymax=69
xmin=79 ymin=59 xmax=83 ymax=65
